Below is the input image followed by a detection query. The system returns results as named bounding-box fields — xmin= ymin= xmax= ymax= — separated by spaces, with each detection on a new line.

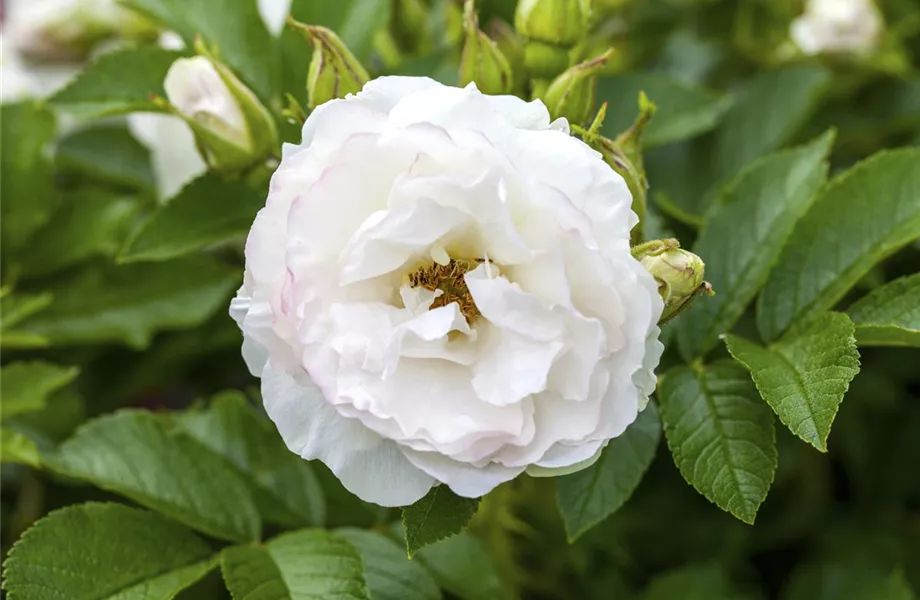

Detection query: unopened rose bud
xmin=13 ymin=0 xmax=157 ymax=62
xmin=539 ymin=49 xmax=612 ymax=125
xmin=292 ymin=23 xmax=370 ymax=109
xmin=163 ymin=50 xmax=277 ymax=173
xmin=584 ymin=94 xmax=656 ymax=244
xmin=486 ymin=19 xmax=526 ymax=93
xmin=459 ymin=1 xmax=512 ymax=95
xmin=515 ymin=0 xmax=590 ymax=78
xmin=515 ymin=0 xmax=590 ymax=47
xmin=633 ymin=239 xmax=711 ymax=323
xmin=390 ymin=0 xmax=431 ymax=54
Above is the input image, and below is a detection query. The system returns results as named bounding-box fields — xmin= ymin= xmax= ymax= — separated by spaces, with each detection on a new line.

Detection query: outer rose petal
xmin=229 ymin=291 xmax=269 ymax=377
xmin=402 ymin=446 xmax=525 ymax=499
xmin=261 ymin=362 xmax=435 ymax=506
xmin=526 ymin=439 xmax=606 ymax=477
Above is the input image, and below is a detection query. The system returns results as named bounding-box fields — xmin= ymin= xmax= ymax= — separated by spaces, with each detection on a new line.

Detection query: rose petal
xmin=262 ymin=362 xmax=435 ymax=506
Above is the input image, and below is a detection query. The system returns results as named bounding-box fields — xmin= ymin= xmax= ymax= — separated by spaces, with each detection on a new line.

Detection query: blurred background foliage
xmin=1 ymin=0 xmax=919 ymax=598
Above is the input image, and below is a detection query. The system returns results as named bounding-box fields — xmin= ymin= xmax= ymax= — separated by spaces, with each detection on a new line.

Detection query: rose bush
xmin=4 ymin=0 xmax=919 ymax=597
xmin=231 ymin=76 xmax=664 ymax=505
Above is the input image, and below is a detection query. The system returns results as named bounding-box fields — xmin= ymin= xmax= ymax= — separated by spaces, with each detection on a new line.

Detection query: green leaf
xmin=785 ymin=562 xmax=916 ymax=600
xmin=332 ymin=0 xmax=391 ymax=65
xmin=177 ymin=391 xmax=326 ymax=528
xmin=1 ymin=102 xmax=58 ymax=254
xmin=221 ymin=529 xmax=370 ymax=599
xmin=55 ymin=124 xmax=156 ymax=192
xmin=0 ymin=362 xmax=79 ymax=421
xmin=710 ymin=66 xmax=830 ymax=192
xmin=411 ymin=531 xmax=503 ymax=600
xmin=640 ymin=565 xmax=748 ymax=600
xmin=725 ymin=312 xmax=860 ymax=452
xmin=402 ymin=486 xmax=481 ymax=557
xmin=336 ymin=529 xmax=442 ymax=600
xmin=48 ymin=47 xmax=183 ymax=119
xmin=0 ymin=332 xmax=51 ymax=349
xmin=1 ymin=503 xmax=217 ymax=600
xmin=847 ymin=273 xmax=920 ymax=347
xmin=647 ymin=66 xmax=830 ymax=222
xmin=0 ymin=292 xmax=53 ymax=330
xmin=556 ymin=402 xmax=661 ymax=541
xmin=757 ymin=148 xmax=920 ymax=341
xmin=640 ymin=565 xmax=730 ymax=600
xmin=19 ymin=257 xmax=238 ymax=349
xmin=124 ymin=0 xmax=276 ymax=100
xmin=658 ymin=363 xmax=777 ymax=524
xmin=22 ymin=191 xmax=142 ymax=277
xmin=219 ymin=545 xmax=289 ymax=600
xmin=120 ymin=174 xmax=263 ymax=262
xmin=598 ymin=74 xmax=731 ymax=147
xmin=677 ymin=131 xmax=834 ymax=359
xmin=9 ymin=389 xmax=86 ymax=446
xmin=48 ymin=410 xmax=261 ymax=542
xmin=0 ymin=428 xmax=42 ymax=467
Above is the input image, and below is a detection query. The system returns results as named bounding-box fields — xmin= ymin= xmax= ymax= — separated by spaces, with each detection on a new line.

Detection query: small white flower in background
xmin=10 ymin=0 xmax=156 ymax=61
xmin=231 ymin=76 xmax=664 ymax=506
xmin=790 ymin=0 xmax=882 ymax=56
xmin=256 ymin=0 xmax=291 ymax=36
xmin=126 ymin=113 xmax=208 ymax=200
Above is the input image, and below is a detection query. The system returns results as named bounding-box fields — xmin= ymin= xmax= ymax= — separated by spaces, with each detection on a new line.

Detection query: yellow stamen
xmin=408 ymin=258 xmax=482 ymax=321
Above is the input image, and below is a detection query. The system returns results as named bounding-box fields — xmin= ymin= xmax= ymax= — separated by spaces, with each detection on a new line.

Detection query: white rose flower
xmin=231 ymin=76 xmax=664 ymax=506
xmin=10 ymin=0 xmax=156 ymax=61
xmin=790 ymin=0 xmax=882 ymax=56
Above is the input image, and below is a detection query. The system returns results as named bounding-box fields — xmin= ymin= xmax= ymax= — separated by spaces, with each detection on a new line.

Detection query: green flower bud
xmin=292 ymin=22 xmax=370 ymax=110
xmin=163 ymin=42 xmax=278 ymax=174
xmin=389 ymin=0 xmax=431 ymax=54
xmin=539 ymin=49 xmax=612 ymax=125
xmin=459 ymin=1 xmax=513 ymax=95
xmin=522 ymin=40 xmax=572 ymax=79
xmin=514 ymin=0 xmax=591 ymax=47
xmin=633 ymin=239 xmax=712 ymax=323
xmin=485 ymin=19 xmax=527 ymax=93
xmin=581 ymin=94 xmax=656 ymax=244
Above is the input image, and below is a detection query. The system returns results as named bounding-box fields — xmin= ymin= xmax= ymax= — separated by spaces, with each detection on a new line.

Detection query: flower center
xmin=408 ymin=258 xmax=482 ymax=322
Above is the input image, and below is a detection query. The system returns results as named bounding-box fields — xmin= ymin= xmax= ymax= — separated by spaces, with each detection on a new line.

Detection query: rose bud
xmin=539 ymin=49 xmax=612 ymax=125
xmin=231 ymin=76 xmax=665 ymax=506
xmin=163 ymin=48 xmax=277 ymax=174
xmin=292 ymin=23 xmax=370 ymax=110
xmin=389 ymin=0 xmax=431 ymax=54
xmin=459 ymin=0 xmax=513 ymax=95
xmin=486 ymin=18 xmax=527 ymax=94
xmin=633 ymin=239 xmax=712 ymax=323
xmin=515 ymin=0 xmax=591 ymax=77
xmin=584 ymin=94 xmax=656 ymax=244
